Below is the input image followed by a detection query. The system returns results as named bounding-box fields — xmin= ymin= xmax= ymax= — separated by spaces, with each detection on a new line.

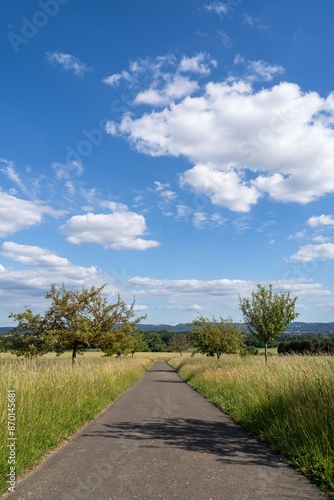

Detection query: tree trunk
xmin=72 ymin=346 xmax=78 ymax=367
xmin=265 ymin=343 xmax=268 ymax=366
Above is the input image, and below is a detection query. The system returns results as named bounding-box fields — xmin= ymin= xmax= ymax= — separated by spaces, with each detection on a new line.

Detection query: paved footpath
xmin=5 ymin=360 xmax=329 ymax=500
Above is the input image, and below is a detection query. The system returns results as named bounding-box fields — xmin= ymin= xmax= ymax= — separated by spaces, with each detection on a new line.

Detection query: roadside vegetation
xmin=1 ymin=282 xmax=333 ymax=496
xmin=0 ymin=356 xmax=154 ymax=494
xmin=169 ymin=355 xmax=334 ymax=497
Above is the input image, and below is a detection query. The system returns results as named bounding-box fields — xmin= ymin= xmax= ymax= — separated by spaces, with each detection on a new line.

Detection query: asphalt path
xmin=4 ymin=360 xmax=328 ymax=500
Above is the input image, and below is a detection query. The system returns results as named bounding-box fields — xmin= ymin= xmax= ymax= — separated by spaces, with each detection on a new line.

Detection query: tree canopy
xmin=239 ymin=284 xmax=299 ymax=365
xmin=188 ymin=315 xmax=244 ymax=359
xmin=5 ymin=283 xmax=146 ymax=364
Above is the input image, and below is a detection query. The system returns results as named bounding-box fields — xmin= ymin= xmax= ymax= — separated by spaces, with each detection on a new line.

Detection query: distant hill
xmin=0 ymin=327 xmax=11 ymax=334
xmin=1 ymin=322 xmax=333 ymax=335
xmin=131 ymin=322 xmax=334 ymax=333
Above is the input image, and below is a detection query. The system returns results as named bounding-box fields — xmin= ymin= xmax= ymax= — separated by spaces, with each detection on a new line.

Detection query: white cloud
xmin=0 ymin=158 xmax=28 ymax=194
xmin=180 ymin=164 xmax=260 ymax=212
xmin=160 ymin=190 xmax=177 ymax=200
xmin=312 ymin=235 xmax=329 ymax=243
xmin=108 ymin=78 xmax=334 ymax=211
xmin=52 ymin=160 xmax=84 ymax=180
xmin=149 ymin=181 xmax=170 ymax=192
xmin=61 ymin=211 xmax=160 ymax=250
xmin=46 ymin=52 xmax=92 ymax=76
xmin=0 ymin=243 xmax=105 ymax=313
xmin=290 ymin=243 xmax=334 ymax=262
xmin=0 ymin=192 xmax=60 ymax=237
xmin=192 ymin=211 xmax=207 ymax=229
xmin=289 ymin=230 xmax=306 ymax=239
xmin=218 ymin=31 xmax=232 ymax=48
xmin=242 ymin=13 xmax=268 ymax=30
xmin=148 ymin=181 xmax=176 ymax=200
xmin=234 ymin=55 xmax=285 ymax=81
xmin=102 ymin=73 xmax=122 ymax=86
xmin=128 ymin=276 xmax=331 ymax=314
xmin=307 ymin=214 xmax=334 ymax=227
xmin=246 ymin=60 xmax=285 ymax=82
xmin=1 ymin=242 xmax=71 ymax=267
xmin=99 ymin=200 xmax=128 ymax=212
xmin=133 ymin=304 xmax=148 ymax=311
xmin=243 ymin=13 xmax=259 ymax=26
xmin=179 ymin=53 xmax=216 ymax=75
xmin=204 ymin=2 xmax=229 ymax=15
xmin=134 ymin=74 xmax=198 ymax=106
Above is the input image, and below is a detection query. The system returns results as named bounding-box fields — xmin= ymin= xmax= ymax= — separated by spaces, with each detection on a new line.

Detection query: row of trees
xmin=278 ymin=339 xmax=334 ymax=355
xmin=1 ymin=283 xmax=300 ymax=366
xmin=189 ymin=284 xmax=299 ymax=365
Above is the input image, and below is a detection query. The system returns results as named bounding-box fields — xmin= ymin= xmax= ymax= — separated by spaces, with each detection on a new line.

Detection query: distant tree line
xmin=278 ymin=339 xmax=334 ymax=355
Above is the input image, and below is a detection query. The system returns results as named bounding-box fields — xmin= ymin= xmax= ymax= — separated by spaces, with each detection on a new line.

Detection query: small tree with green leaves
xmin=43 ymin=283 xmax=107 ymax=365
xmin=239 ymin=284 xmax=299 ymax=365
xmin=2 ymin=309 xmax=50 ymax=358
xmin=189 ymin=315 xmax=244 ymax=359
xmin=168 ymin=333 xmax=191 ymax=356
xmin=95 ymin=297 xmax=147 ymax=358
xmin=130 ymin=329 xmax=149 ymax=357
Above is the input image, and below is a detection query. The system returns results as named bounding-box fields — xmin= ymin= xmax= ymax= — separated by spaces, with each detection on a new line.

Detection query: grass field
xmin=168 ymin=354 xmax=334 ymax=497
xmin=0 ymin=355 xmax=155 ymax=494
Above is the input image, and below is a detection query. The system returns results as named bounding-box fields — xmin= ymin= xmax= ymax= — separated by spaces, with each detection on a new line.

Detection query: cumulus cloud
xmin=0 ymin=192 xmax=61 ymax=237
xmin=179 ymin=53 xmax=216 ymax=75
xmin=46 ymin=52 xmax=92 ymax=76
xmin=180 ymin=164 xmax=260 ymax=212
xmin=108 ymin=78 xmax=334 ymax=211
xmin=134 ymin=74 xmax=198 ymax=106
xmin=307 ymin=214 xmax=334 ymax=227
xmin=104 ymin=53 xmax=215 ymax=108
xmin=61 ymin=211 xmax=160 ymax=250
xmin=0 ymin=242 xmax=106 ymax=313
xmin=290 ymin=243 xmax=334 ymax=262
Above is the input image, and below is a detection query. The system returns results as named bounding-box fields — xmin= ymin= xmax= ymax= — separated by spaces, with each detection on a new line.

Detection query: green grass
xmin=0 ymin=356 xmax=154 ymax=494
xmin=169 ymin=354 xmax=334 ymax=497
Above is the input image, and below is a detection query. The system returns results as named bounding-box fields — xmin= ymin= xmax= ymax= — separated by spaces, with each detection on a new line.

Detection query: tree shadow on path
xmin=83 ymin=417 xmax=283 ymax=468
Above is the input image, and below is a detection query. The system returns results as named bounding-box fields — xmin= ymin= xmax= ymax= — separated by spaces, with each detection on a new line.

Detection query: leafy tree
xmin=188 ymin=315 xmax=244 ymax=360
xmin=130 ymin=329 xmax=149 ymax=357
xmin=99 ymin=324 xmax=133 ymax=358
xmin=42 ymin=283 xmax=108 ymax=365
xmin=94 ymin=294 xmax=147 ymax=358
xmin=3 ymin=309 xmax=50 ymax=358
xmin=168 ymin=333 xmax=191 ymax=355
xmin=144 ymin=331 xmax=166 ymax=352
xmin=239 ymin=284 xmax=299 ymax=365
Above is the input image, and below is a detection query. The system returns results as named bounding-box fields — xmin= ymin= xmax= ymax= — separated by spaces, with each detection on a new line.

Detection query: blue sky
xmin=1 ymin=0 xmax=334 ymax=326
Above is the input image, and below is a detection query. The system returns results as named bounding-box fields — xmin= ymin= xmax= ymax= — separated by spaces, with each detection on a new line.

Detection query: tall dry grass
xmin=0 ymin=356 xmax=153 ymax=493
xmin=169 ymin=354 xmax=334 ymax=496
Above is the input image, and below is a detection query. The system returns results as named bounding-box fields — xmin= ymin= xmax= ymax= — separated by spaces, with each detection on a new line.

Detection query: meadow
xmin=0 ymin=354 xmax=156 ymax=494
xmin=169 ymin=354 xmax=334 ymax=497
xmin=1 ymin=351 xmax=333 ymax=497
